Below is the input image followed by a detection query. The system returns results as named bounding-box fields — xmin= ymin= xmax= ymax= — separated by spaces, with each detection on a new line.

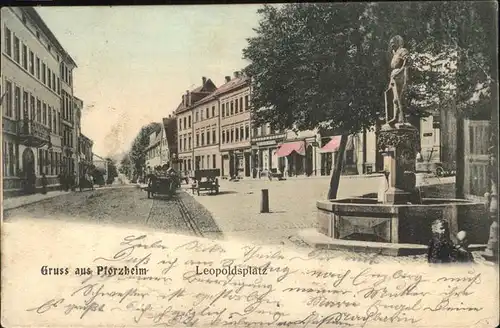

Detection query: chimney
xmin=234 ymin=71 xmax=240 ymax=78
xmin=202 ymin=76 xmax=207 ymax=86
xmin=225 ymin=76 xmax=231 ymax=83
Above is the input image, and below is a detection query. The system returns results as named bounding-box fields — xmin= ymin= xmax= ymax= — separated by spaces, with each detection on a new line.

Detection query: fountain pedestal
xmin=377 ymin=123 xmax=419 ymax=204
xmin=303 ymin=123 xmax=488 ymax=256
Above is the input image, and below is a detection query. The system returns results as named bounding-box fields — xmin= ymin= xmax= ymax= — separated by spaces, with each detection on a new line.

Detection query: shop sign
xmin=257 ymin=140 xmax=277 ymax=147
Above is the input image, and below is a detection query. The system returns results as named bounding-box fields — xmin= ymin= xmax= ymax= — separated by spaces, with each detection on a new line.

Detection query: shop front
xmin=276 ymin=141 xmax=306 ymax=177
xmin=319 ymin=135 xmax=358 ymax=175
xmin=221 ymin=148 xmax=251 ymax=178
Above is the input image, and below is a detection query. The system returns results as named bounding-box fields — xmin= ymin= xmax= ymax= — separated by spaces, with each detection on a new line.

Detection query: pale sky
xmin=36 ymin=5 xmax=261 ymax=159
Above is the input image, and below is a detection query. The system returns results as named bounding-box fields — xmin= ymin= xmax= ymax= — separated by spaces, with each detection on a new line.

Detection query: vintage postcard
xmin=1 ymin=3 xmax=499 ymax=328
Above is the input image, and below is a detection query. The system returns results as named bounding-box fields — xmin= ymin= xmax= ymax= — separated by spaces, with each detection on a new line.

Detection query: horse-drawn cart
xmin=191 ymin=169 xmax=220 ymax=195
xmin=143 ymin=169 xmax=180 ymax=199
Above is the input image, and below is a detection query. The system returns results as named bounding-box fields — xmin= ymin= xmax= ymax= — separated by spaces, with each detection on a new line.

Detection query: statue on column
xmin=385 ymin=35 xmax=410 ymax=126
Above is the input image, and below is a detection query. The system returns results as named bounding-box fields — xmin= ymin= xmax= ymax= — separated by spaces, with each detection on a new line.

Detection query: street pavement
xmin=3 ymin=185 xmax=223 ymax=240
xmin=191 ymin=174 xmax=421 ymax=244
xmin=188 ymin=174 xmax=475 ymax=264
xmin=5 ymin=174 xmax=486 ymax=264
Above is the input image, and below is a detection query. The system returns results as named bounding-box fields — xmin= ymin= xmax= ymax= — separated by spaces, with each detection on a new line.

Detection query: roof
xmin=174 ymin=79 xmax=217 ymax=114
xmin=192 ymin=75 xmax=249 ymax=107
xmin=80 ymin=134 xmax=93 ymax=144
xmin=23 ymin=8 xmax=77 ymax=67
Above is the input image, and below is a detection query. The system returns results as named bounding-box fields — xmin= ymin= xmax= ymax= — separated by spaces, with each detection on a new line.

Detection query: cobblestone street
xmin=191 ymin=175 xmax=453 ymax=244
xmin=3 ymin=175 xmax=492 ymax=265
xmin=3 ymin=185 xmax=223 ymax=240
xmin=188 ymin=174 xmax=491 ymax=264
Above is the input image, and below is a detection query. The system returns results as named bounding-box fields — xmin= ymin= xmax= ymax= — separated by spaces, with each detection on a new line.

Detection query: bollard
xmin=260 ymin=189 xmax=269 ymax=213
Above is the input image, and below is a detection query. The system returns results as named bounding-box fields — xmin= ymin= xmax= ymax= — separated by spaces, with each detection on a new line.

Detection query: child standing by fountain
xmin=454 ymin=230 xmax=474 ymax=263
xmin=427 ymin=219 xmax=455 ymax=264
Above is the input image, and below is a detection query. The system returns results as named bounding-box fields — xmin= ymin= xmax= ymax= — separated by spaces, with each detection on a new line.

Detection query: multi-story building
xmin=192 ymin=85 xmax=221 ymax=172
xmin=162 ymin=116 xmax=178 ymax=169
xmin=145 ymin=121 xmax=170 ymax=173
xmin=1 ymin=7 xmax=76 ymax=195
xmin=218 ymin=72 xmax=252 ymax=178
xmin=60 ymin=60 xmax=76 ymax=178
xmin=73 ymin=95 xmax=83 ymax=182
xmin=174 ymin=77 xmax=217 ymax=174
xmin=78 ymin=133 xmax=93 ymax=174
xmin=250 ymin=123 xmax=286 ymax=178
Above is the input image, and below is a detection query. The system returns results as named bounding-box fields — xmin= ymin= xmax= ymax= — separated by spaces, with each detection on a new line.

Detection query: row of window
xmin=146 ymin=139 xmax=169 ymax=160
xmin=221 ymin=125 xmax=251 ymax=144
xmin=177 ymin=95 xmax=250 ymax=131
xmin=177 ymin=123 xmax=282 ymax=151
xmin=3 ymin=79 xmax=60 ymax=135
xmin=179 ymin=134 xmax=192 ymax=153
xmin=194 ymin=154 xmax=218 ymax=170
xmin=61 ymin=91 xmax=74 ymax=122
xmin=2 ymin=141 xmax=65 ymax=177
xmin=221 ymin=95 xmax=249 ymax=118
xmin=195 ymin=129 xmax=217 ymax=148
xmin=194 ymin=105 xmax=217 ymax=123
xmin=38 ymin=149 xmax=64 ymax=176
xmin=180 ymin=159 xmax=192 ymax=172
xmin=4 ymin=27 xmax=62 ymax=95
xmin=179 ymin=116 xmax=192 ymax=131
xmin=62 ymin=127 xmax=74 ymax=148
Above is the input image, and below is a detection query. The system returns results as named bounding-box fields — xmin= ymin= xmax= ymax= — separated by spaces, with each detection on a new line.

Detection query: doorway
xmin=22 ymin=148 xmax=36 ymax=194
xmin=244 ymin=152 xmax=250 ymax=177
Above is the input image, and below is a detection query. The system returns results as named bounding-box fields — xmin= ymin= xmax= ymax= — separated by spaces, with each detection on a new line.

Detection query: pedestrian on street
xmin=57 ymin=173 xmax=63 ymax=191
xmin=63 ymin=173 xmax=69 ymax=191
xmin=71 ymin=172 xmax=76 ymax=191
xmin=41 ymin=173 xmax=48 ymax=194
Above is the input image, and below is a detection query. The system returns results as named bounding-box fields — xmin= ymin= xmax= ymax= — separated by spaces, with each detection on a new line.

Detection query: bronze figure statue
xmin=384 ymin=35 xmax=410 ymax=126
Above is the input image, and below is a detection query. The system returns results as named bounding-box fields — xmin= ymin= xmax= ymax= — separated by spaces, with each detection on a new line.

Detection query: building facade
xmin=218 ymin=72 xmax=252 ymax=178
xmin=174 ymin=77 xmax=217 ymax=174
xmin=73 ymin=95 xmax=83 ymax=182
xmin=145 ymin=121 xmax=170 ymax=173
xmin=192 ymin=91 xmax=220 ymax=172
xmin=78 ymin=133 xmax=93 ymax=175
xmin=1 ymin=7 xmax=79 ymax=195
xmin=250 ymin=123 xmax=286 ymax=178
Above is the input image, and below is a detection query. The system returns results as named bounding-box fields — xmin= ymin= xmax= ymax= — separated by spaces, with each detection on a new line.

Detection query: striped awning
xmin=319 ymin=135 xmax=354 ymax=153
xmin=276 ymin=141 xmax=306 ymax=157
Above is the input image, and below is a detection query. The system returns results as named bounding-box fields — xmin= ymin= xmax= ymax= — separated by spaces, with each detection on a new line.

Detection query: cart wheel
xmin=435 ymin=167 xmax=444 ymax=177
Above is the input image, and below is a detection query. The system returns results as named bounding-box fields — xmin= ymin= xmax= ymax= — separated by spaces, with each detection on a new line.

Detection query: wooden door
xmin=464 ymin=119 xmax=490 ymax=197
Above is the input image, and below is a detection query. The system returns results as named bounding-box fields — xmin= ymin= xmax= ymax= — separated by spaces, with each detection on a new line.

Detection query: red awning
xmin=276 ymin=141 xmax=305 ymax=157
xmin=320 ymin=136 xmax=341 ymax=153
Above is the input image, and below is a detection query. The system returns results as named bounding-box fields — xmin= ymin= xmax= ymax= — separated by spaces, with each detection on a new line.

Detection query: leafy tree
xmin=244 ymin=2 xmax=497 ymax=200
xmin=119 ymin=154 xmax=132 ymax=178
xmin=105 ymin=157 xmax=118 ymax=184
xmin=128 ymin=122 xmax=162 ymax=180
xmin=243 ymin=3 xmax=430 ymax=199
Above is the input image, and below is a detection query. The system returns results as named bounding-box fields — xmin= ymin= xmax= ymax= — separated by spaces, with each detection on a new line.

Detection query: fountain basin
xmin=308 ymin=197 xmax=489 ymax=256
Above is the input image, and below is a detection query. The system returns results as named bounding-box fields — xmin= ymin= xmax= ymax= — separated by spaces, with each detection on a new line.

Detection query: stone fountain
xmin=300 ymin=36 xmax=489 ymax=255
